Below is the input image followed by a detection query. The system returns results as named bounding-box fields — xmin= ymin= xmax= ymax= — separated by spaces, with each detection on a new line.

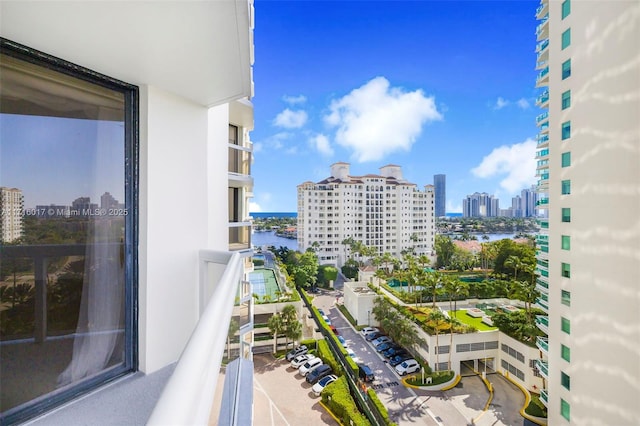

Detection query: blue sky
xmin=249 ymin=0 xmax=540 ymax=213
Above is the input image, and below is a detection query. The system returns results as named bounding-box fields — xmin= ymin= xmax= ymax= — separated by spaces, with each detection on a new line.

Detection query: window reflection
xmin=1 ymin=50 xmax=132 ymax=418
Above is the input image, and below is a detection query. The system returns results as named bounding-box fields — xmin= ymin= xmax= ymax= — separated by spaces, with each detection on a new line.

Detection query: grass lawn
xmin=452 ymin=309 xmax=498 ymax=331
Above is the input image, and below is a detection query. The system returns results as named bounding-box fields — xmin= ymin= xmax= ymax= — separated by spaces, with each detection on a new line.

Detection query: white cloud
xmin=309 ymin=134 xmax=334 ymax=156
xmin=249 ymin=201 xmax=262 ymax=212
xmin=273 ymin=108 xmax=308 ymax=129
xmin=252 ymin=142 xmax=263 ymax=153
xmin=516 ymin=98 xmax=530 ymax=109
xmin=324 ymin=76 xmax=442 ymax=162
xmin=471 ymin=138 xmax=537 ymax=193
xmin=283 ymin=94 xmax=307 ymax=105
xmin=493 ymin=97 xmax=509 ymax=110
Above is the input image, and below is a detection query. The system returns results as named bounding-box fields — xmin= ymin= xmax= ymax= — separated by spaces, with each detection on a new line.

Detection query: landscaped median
xmin=402 ymin=370 xmax=459 ymax=391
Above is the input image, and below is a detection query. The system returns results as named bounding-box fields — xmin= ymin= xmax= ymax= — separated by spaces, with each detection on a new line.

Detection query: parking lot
xmin=253 ymin=353 xmax=338 ymax=426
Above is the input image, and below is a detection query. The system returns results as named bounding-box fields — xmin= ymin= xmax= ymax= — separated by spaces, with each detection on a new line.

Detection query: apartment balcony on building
xmin=535 ymin=315 xmax=549 ymax=334
xmin=537 ymin=133 xmax=549 ymax=148
xmin=536 ymin=66 xmax=549 ymax=88
xmin=535 ymin=359 xmax=549 ymax=380
xmin=536 ymin=90 xmax=549 ymax=108
xmin=536 ymin=15 xmax=549 ymax=41
xmin=536 ymin=336 xmax=549 ymax=355
xmin=540 ymin=389 xmax=549 ymax=407
xmin=536 ymin=292 xmax=549 ymax=313
xmin=536 ymin=0 xmax=549 ymax=20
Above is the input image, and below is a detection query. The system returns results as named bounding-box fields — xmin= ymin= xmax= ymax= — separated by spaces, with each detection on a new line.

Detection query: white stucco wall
xmin=139 ymin=85 xmax=211 ymax=373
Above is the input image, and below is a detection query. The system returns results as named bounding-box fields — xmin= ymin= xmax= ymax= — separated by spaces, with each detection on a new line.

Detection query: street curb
xmin=499 ymin=372 xmax=548 ymax=426
xmin=319 ymin=401 xmax=344 ymax=426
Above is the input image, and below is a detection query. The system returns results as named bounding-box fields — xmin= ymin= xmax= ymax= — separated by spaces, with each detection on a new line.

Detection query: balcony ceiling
xmin=0 ymin=0 xmax=253 ymax=107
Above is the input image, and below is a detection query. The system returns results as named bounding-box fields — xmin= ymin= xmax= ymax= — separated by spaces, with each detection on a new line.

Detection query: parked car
xmin=317 ymin=309 xmax=325 ymax=316
xmin=395 ymin=359 xmax=421 ymax=376
xmin=357 ymin=363 xmax=375 ymax=382
xmin=329 ymin=325 xmax=339 ymax=335
xmin=312 ymin=374 xmax=338 ymax=396
xmin=389 ymin=354 xmax=412 ymax=367
xmin=337 ymin=335 xmax=347 ymax=348
xmin=345 ymin=347 xmax=361 ymax=363
xmin=371 ymin=336 xmax=391 ymax=347
xmin=365 ymin=331 xmax=383 ymax=341
xmin=360 ymin=327 xmax=379 ymax=337
xmin=306 ymin=364 xmax=333 ymax=384
xmin=299 ymin=357 xmax=323 ymax=376
xmin=382 ymin=345 xmax=405 ymax=358
xmin=286 ymin=345 xmax=308 ymax=361
xmin=375 ymin=341 xmax=394 ymax=352
xmin=290 ymin=354 xmax=316 ymax=369
xmin=322 ymin=315 xmax=332 ymax=326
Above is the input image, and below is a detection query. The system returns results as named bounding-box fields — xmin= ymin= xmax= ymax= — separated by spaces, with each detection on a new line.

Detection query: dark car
xmin=306 ymin=364 xmax=333 ymax=384
xmin=285 ymin=345 xmax=308 ymax=361
xmin=383 ymin=346 xmax=406 ymax=359
xmin=389 ymin=353 xmax=411 ymax=367
xmin=357 ymin=363 xmax=375 ymax=382
xmin=365 ymin=331 xmax=383 ymax=341
xmin=375 ymin=341 xmax=394 ymax=352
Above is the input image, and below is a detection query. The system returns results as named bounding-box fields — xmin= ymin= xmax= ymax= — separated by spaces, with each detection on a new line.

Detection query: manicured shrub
xmin=321 ymin=376 xmax=369 ymax=426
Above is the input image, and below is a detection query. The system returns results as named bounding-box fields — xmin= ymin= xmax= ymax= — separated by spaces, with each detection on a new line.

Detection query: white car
xmin=312 ymin=374 xmax=338 ymax=396
xmin=395 ymin=358 xmax=421 ymax=376
xmin=298 ymin=357 xmax=323 ymax=376
xmin=360 ymin=327 xmax=379 ymax=337
xmin=345 ymin=348 xmax=361 ymax=364
xmin=322 ymin=315 xmax=332 ymax=326
xmin=290 ymin=354 xmax=316 ymax=369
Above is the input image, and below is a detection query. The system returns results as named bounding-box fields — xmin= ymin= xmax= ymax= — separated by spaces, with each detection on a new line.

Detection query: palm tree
xmin=423 ymin=272 xmax=441 ymax=308
xmin=446 ymin=316 xmax=462 ymax=371
xmin=443 ymin=277 xmax=469 ymax=317
xmin=281 ymin=304 xmax=300 ymax=349
xmin=427 ymin=310 xmax=446 ymax=371
xmin=505 ymin=255 xmax=524 ymax=282
xmin=267 ymin=313 xmax=284 ymax=353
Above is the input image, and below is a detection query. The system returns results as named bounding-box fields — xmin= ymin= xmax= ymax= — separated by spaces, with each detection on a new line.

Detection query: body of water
xmin=250 ymin=212 xmax=297 ymax=219
xmin=251 ymin=231 xmax=517 ymax=253
xmin=252 ymin=231 xmax=298 ymax=251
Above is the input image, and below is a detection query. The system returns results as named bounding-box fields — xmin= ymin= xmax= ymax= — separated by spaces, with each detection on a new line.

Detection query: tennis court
xmin=249 ymin=268 xmax=281 ymax=299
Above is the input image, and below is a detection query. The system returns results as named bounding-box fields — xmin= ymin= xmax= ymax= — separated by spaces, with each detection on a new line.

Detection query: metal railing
xmin=148 ymin=249 xmax=246 ymax=425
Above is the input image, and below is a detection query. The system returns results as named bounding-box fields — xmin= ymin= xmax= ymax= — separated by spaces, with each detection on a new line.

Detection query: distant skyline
xmin=249 ymin=0 xmax=539 ymax=213
xmin=0 ymin=114 xmax=125 ymax=208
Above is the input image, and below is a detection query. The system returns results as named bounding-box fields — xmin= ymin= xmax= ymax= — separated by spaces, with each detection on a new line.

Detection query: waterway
xmin=251 ymin=231 xmax=518 ymax=253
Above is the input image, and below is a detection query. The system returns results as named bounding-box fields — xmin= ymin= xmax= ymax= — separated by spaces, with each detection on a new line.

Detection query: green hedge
xmin=317 ymin=339 xmax=343 ymax=375
xmin=321 ymin=376 xmax=369 ymax=426
xmin=367 ymin=389 xmax=396 ymax=425
xmin=337 ymin=304 xmax=358 ymax=327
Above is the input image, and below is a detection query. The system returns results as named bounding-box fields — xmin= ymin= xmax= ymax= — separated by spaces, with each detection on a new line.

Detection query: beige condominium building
xmin=297 ymin=162 xmax=435 ymax=267
xmin=0 ymin=187 xmax=24 ymax=243
xmin=534 ymin=0 xmax=640 ymax=424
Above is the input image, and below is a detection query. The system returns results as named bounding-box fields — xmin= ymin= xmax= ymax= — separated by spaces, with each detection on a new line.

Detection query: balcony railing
xmin=148 ymin=249 xmax=252 ymax=425
xmin=536 ymin=39 xmax=549 ymax=54
xmin=536 ymin=66 xmax=549 ymax=87
xmin=229 ymin=223 xmax=252 ymax=251
xmin=537 ymin=133 xmax=549 ymax=145
xmin=536 ymin=198 xmax=549 ymax=206
xmin=536 ymin=315 xmax=549 ymax=333
xmin=536 ymin=111 xmax=549 ymax=124
xmin=228 ymin=145 xmax=252 ymax=175
xmin=536 ymin=17 xmax=549 ymax=40
xmin=540 ymin=389 xmax=548 ymax=406
xmin=536 ymin=336 xmax=549 ymax=353
xmin=535 ymin=359 xmax=549 ymax=378
xmin=536 ymin=90 xmax=549 ymax=106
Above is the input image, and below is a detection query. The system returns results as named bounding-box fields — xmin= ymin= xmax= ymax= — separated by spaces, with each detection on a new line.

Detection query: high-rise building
xmin=521 ymin=185 xmax=538 ymax=218
xmin=297 ymin=163 xmax=435 ymax=267
xmin=533 ymin=0 xmax=639 ymax=424
xmin=462 ymin=192 xmax=499 ymax=217
xmin=433 ymin=174 xmax=446 ymax=218
xmin=0 ymin=187 xmax=24 ymax=242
